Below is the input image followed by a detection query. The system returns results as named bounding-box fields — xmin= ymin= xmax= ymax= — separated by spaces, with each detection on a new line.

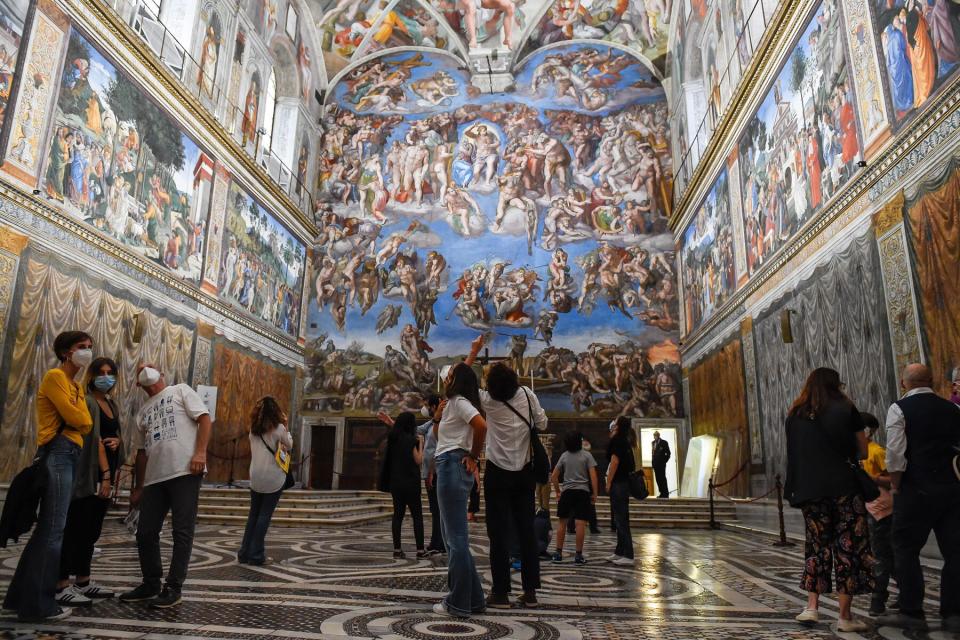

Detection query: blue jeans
xmin=436 ymin=449 xmax=484 ymax=616
xmin=4 ymin=435 xmax=80 ymax=620
xmin=610 ymin=480 xmax=634 ymax=559
xmin=238 ymin=489 xmax=283 ymax=564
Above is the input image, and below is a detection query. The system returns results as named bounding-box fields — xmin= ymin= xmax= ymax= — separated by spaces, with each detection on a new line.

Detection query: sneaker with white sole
xmin=43 ymin=607 xmax=73 ymax=621
xmin=796 ymin=608 xmax=820 ymax=625
xmin=432 ymin=602 xmax=450 ymax=616
xmin=606 ymin=554 xmax=621 ymax=563
xmin=837 ymin=617 xmax=869 ymax=632
xmin=77 ymin=582 xmax=114 ymax=599
xmin=611 ymin=556 xmax=635 ymax=566
xmin=56 ymin=585 xmax=92 ymax=607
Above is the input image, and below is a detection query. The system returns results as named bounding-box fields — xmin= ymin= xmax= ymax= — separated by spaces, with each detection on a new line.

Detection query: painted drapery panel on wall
xmin=873 ymin=0 xmax=960 ymax=126
xmin=0 ymin=248 xmax=194 ymax=481
xmin=208 ymin=339 xmax=295 ymax=482
xmin=521 ymin=0 xmax=671 ymax=71
xmin=688 ymin=337 xmax=750 ymax=498
xmin=217 ymin=180 xmax=306 ymax=336
xmin=753 ymin=231 xmax=896 ymax=487
xmin=40 ymin=29 xmax=212 ymax=283
xmin=905 ymin=156 xmax=960 ymax=398
xmin=737 ymin=0 xmax=863 ymax=278
xmin=680 ymin=167 xmax=735 ymax=334
xmin=0 ymin=0 xmax=30 ymax=128
xmin=307 ymin=44 xmax=681 ymax=419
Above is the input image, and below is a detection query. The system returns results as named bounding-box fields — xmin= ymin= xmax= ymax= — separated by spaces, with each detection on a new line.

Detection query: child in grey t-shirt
xmin=550 ymin=431 xmax=598 ymax=564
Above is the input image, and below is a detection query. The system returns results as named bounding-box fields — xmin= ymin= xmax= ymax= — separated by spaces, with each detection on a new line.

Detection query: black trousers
xmin=136 ymin=474 xmax=202 ymax=592
xmin=892 ymin=482 xmax=960 ymax=618
xmin=654 ymin=463 xmax=669 ymax=497
xmin=469 ymin=479 xmax=480 ymax=514
xmin=60 ymin=495 xmax=110 ymax=580
xmin=391 ymin=486 xmax=424 ymax=550
xmin=426 ymin=481 xmax=445 ymax=551
xmin=484 ymin=462 xmax=540 ymax=595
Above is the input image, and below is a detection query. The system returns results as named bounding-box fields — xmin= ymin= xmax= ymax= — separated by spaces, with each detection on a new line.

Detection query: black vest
xmin=896 ymin=392 xmax=960 ymax=487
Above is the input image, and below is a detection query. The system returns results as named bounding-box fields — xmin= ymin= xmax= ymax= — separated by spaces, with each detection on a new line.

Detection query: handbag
xmin=259 ymin=433 xmax=295 ymax=490
xmin=628 ymin=470 xmax=649 ymax=500
xmin=812 ymin=415 xmax=880 ymax=503
xmin=500 ymin=388 xmax=550 ymax=484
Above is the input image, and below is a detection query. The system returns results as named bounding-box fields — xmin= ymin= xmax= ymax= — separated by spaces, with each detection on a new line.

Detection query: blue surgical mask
xmin=94 ymin=375 xmax=116 ymax=392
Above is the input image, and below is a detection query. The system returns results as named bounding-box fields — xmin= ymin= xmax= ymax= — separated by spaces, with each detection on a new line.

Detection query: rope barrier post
xmin=773 ymin=473 xmax=795 ymax=547
xmin=708 ymin=477 xmax=717 ymax=529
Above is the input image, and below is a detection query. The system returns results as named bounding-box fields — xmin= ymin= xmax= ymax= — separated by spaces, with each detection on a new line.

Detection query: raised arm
xmin=463 ymin=335 xmax=485 ymax=367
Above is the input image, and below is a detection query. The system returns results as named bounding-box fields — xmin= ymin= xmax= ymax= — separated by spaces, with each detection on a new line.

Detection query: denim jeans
xmin=136 ymin=473 xmax=202 ymax=592
xmin=436 ymin=449 xmax=485 ymax=616
xmin=238 ymin=489 xmax=283 ymax=564
xmin=868 ymin=513 xmax=894 ymax=604
xmin=4 ymin=435 xmax=80 ymax=620
xmin=610 ymin=480 xmax=634 ymax=559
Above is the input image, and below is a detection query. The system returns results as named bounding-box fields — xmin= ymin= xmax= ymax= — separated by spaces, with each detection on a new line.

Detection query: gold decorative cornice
xmin=669 ymin=0 xmax=813 ymax=233
xmin=680 ymin=76 xmax=960 ymax=354
xmin=197 ymin=321 xmax=217 ymax=339
xmin=0 ymin=226 xmax=29 ymax=255
xmin=62 ymin=0 xmax=316 ymax=240
xmin=1 ymin=181 xmax=304 ymax=356
xmin=739 ymin=316 xmax=752 ymax=336
xmin=872 ymin=191 xmax=905 ymax=235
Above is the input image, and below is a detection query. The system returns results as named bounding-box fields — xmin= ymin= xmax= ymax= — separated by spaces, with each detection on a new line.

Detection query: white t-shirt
xmin=480 ymin=387 xmax=547 ymax=471
xmin=249 ymin=424 xmax=294 ymax=494
xmin=434 ymin=395 xmax=480 ymax=457
xmin=132 ymin=384 xmax=210 ymax=486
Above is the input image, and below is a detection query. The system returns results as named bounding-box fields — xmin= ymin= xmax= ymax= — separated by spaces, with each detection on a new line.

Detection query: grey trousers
xmin=136 ymin=473 xmax=202 ymax=592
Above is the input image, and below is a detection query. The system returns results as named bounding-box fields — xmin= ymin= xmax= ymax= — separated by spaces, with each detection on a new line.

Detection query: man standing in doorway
xmin=652 ymin=431 xmax=671 ymax=499
xmin=120 ymin=364 xmax=212 ymax=609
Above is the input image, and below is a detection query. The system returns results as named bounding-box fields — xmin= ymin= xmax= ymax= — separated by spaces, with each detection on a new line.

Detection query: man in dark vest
xmin=878 ymin=363 xmax=960 ymax=631
xmin=652 ymin=431 xmax=671 ymax=499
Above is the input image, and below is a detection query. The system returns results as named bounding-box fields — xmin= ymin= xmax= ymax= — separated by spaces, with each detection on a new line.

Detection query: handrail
xmin=105 ymin=0 xmax=316 ymax=217
xmin=671 ymin=0 xmax=778 ymax=207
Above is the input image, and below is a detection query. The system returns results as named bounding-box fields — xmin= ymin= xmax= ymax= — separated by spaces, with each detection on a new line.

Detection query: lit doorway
xmin=637 ymin=426 xmax=680 ymax=498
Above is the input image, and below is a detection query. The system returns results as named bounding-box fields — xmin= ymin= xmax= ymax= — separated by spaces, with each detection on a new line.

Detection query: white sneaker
xmin=837 ymin=617 xmax=869 ymax=632
xmin=796 ymin=608 xmax=820 ymax=624
xmin=77 ymin=582 xmax=115 ymax=599
xmin=605 ymin=554 xmax=620 ymax=563
xmin=611 ymin=556 xmax=635 ymax=566
xmin=432 ymin=602 xmax=450 ymax=616
xmin=56 ymin=585 xmax=92 ymax=607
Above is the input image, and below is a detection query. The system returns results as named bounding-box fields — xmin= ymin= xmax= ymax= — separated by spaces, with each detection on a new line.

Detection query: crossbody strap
xmin=500 ymin=388 xmax=535 ymax=434
xmin=259 ymin=433 xmax=276 ymax=456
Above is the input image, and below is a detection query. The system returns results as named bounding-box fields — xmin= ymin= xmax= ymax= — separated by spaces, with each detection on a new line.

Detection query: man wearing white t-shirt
xmin=119 ymin=365 xmax=211 ymax=609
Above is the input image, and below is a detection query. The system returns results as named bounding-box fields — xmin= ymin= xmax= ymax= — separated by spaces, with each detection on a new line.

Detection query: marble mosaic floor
xmin=0 ymin=519 xmax=951 ymax=640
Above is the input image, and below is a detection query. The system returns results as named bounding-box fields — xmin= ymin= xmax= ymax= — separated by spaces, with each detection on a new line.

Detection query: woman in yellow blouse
xmin=3 ymin=331 xmax=94 ymax=622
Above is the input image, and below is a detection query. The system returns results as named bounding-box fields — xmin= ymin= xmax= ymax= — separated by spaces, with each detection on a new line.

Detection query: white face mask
xmin=421 ymin=406 xmax=431 ymax=418
xmin=138 ymin=367 xmax=161 ymax=387
xmin=71 ymin=348 xmax=93 ymax=368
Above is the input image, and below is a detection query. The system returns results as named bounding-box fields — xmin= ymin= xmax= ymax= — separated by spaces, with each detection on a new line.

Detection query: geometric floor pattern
xmin=0 ymin=520 xmax=951 ymax=639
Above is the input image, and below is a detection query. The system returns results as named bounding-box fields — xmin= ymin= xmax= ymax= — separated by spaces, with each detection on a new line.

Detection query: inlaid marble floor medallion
xmin=0 ymin=519 xmax=949 ymax=639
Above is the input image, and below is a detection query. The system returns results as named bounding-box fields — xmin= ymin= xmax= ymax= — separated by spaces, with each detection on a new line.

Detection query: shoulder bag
xmin=260 ymin=432 xmax=295 ymax=491
xmin=629 ymin=469 xmax=649 ymax=501
xmin=812 ymin=415 xmax=880 ymax=502
xmin=500 ymin=388 xmax=550 ymax=484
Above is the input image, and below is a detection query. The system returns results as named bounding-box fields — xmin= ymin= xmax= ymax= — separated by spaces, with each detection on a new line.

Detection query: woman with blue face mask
xmin=56 ymin=356 xmax=125 ymax=606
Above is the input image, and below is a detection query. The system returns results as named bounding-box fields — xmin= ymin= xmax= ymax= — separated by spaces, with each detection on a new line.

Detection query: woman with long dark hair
xmin=784 ymin=367 xmax=873 ymax=632
xmin=606 ymin=416 xmax=636 ymax=566
xmin=432 ymin=357 xmax=488 ymax=617
xmin=382 ymin=411 xmax=426 ymax=558
xmin=56 ymin=357 xmax=124 ymax=605
xmin=238 ymin=396 xmax=293 ymax=566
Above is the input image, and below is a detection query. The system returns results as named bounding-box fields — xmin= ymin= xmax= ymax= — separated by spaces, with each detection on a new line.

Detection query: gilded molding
xmin=669 ymin=0 xmax=813 ymax=233
xmin=0 ymin=181 xmax=304 ymax=355
xmin=60 ymin=0 xmax=316 ymax=239
xmin=872 ymin=191 xmax=905 ymax=236
xmin=0 ymin=226 xmax=29 ymax=255
xmin=681 ymin=78 xmax=960 ymax=355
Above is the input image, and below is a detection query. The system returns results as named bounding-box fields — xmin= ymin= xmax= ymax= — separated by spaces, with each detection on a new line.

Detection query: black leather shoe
xmin=148 ymin=587 xmax=182 ymax=609
xmin=119 ymin=583 xmax=160 ymax=603
xmin=876 ymin=613 xmax=928 ymax=630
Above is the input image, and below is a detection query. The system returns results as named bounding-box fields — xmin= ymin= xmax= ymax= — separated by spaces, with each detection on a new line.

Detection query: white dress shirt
xmin=885 ymin=387 xmax=935 ymax=473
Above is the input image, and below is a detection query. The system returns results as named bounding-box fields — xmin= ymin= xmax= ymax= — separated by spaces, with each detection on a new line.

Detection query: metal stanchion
xmin=773 ymin=473 xmax=795 ymax=547
xmin=708 ymin=477 xmax=717 ymax=529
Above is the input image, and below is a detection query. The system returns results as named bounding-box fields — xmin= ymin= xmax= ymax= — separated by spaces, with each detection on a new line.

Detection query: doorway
xmin=310 ymin=424 xmax=337 ymax=489
xmin=638 ymin=426 xmax=680 ymax=498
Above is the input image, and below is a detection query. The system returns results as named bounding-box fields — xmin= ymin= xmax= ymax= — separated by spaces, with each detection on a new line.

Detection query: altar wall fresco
xmin=306 ymin=43 xmax=683 ymax=419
